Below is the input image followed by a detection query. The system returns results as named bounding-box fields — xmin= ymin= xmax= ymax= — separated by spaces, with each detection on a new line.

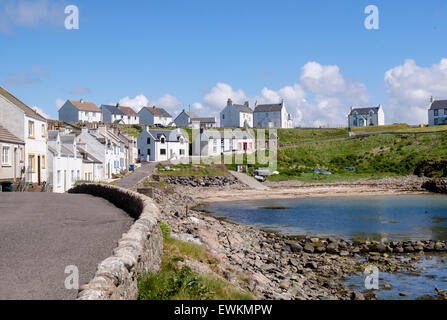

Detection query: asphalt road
xmin=0 ymin=193 xmax=133 ymax=300
xmin=116 ymin=162 xmax=157 ymax=190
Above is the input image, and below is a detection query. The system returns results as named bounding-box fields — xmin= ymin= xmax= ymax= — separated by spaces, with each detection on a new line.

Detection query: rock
xmin=339 ymin=250 xmax=350 ymax=257
xmin=351 ymin=291 xmax=365 ymax=300
xmin=395 ymin=247 xmax=404 ymax=253
xmin=288 ymin=242 xmax=303 ymax=253
xmin=289 ymin=258 xmax=300 ymax=268
xmin=375 ymin=243 xmax=387 ymax=253
xmin=315 ymin=246 xmax=326 ymax=253
xmin=326 ymin=242 xmax=339 ymax=254
xmin=303 ymin=244 xmax=315 ymax=254
xmin=404 ymin=246 xmax=414 ymax=253
xmin=399 ymin=292 xmax=409 ymax=297
xmin=384 ymin=284 xmax=392 ymax=290
xmin=279 ymin=280 xmax=290 ymax=290
xmin=305 ymin=262 xmax=318 ymax=270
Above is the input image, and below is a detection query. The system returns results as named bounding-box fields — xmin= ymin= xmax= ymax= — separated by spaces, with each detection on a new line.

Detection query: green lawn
xmin=157 ymin=163 xmax=230 ymax=177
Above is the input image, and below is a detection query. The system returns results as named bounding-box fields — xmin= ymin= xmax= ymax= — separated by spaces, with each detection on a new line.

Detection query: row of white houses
xmin=0 ymin=86 xmax=138 ymax=192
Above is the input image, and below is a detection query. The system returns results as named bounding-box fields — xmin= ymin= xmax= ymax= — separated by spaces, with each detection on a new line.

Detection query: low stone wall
xmin=154 ymin=175 xmax=239 ymax=187
xmin=68 ymin=184 xmax=163 ymax=300
xmin=422 ymin=179 xmax=447 ymax=194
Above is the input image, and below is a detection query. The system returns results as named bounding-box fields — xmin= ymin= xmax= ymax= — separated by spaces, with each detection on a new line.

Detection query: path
xmin=0 ymin=193 xmax=133 ymax=300
xmin=116 ymin=162 xmax=157 ymax=189
xmin=230 ymin=170 xmax=270 ymax=190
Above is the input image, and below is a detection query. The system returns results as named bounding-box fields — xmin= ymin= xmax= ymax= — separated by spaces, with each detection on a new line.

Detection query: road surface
xmin=116 ymin=162 xmax=157 ymax=190
xmin=0 ymin=193 xmax=133 ymax=300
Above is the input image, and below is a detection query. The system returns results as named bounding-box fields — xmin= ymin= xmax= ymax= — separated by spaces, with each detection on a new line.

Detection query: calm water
xmin=205 ymin=195 xmax=447 ymax=241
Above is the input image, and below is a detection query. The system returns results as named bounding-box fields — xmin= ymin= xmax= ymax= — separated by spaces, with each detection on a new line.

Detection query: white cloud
xmin=55 ymin=98 xmax=65 ymax=110
xmin=384 ymin=58 xmax=447 ymax=124
xmin=203 ymin=82 xmax=247 ymax=110
xmin=119 ymin=94 xmax=150 ymax=112
xmin=0 ymin=0 xmax=64 ymax=34
xmin=32 ymin=106 xmax=48 ymax=119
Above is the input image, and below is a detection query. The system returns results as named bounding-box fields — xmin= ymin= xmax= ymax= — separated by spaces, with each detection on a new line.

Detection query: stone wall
xmin=154 ymin=175 xmax=239 ymax=187
xmin=68 ymin=184 xmax=163 ymax=300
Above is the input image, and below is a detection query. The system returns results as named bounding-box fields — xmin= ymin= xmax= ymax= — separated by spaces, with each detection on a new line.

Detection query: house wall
xmin=138 ymin=129 xmax=188 ymax=162
xmin=428 ymin=108 xmax=447 ymax=126
xmin=139 ymin=109 xmax=154 ymax=125
xmin=174 ymin=112 xmax=190 ymax=127
xmin=0 ymin=95 xmax=25 ymax=140
xmin=24 ymin=115 xmax=47 ymax=183
xmin=239 ymin=112 xmax=253 ymax=128
xmin=254 ymin=111 xmax=281 ymax=128
xmin=220 ymin=105 xmax=241 ymax=128
xmin=0 ymin=141 xmax=24 ymax=182
xmin=50 ymin=154 xmax=83 ymax=193
xmin=78 ymin=110 xmax=102 ymax=123
xmin=58 ymin=102 xmax=79 ymax=122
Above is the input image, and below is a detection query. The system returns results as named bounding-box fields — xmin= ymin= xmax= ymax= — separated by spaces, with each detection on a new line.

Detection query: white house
xmin=138 ymin=128 xmax=189 ymax=162
xmin=220 ymin=99 xmax=253 ymax=128
xmin=139 ymin=106 xmax=173 ymax=127
xmin=253 ymin=100 xmax=293 ymax=129
xmin=0 ymin=125 xmax=25 ymax=187
xmin=47 ymin=131 xmax=83 ymax=193
xmin=76 ymin=128 xmax=106 ymax=181
xmin=0 ymin=86 xmax=48 ymax=185
xmin=59 ymin=99 xmax=102 ymax=123
xmin=348 ymin=105 xmax=385 ymax=127
xmin=428 ymin=98 xmax=447 ymax=126
xmin=118 ymin=105 xmax=139 ymax=125
xmin=101 ymin=104 xmax=125 ymax=124
xmin=174 ymin=110 xmax=197 ymax=127
xmin=198 ymin=129 xmax=256 ymax=157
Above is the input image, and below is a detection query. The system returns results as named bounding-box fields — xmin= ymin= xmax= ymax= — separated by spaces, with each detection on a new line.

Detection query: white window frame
xmin=2 ymin=144 xmax=11 ymax=166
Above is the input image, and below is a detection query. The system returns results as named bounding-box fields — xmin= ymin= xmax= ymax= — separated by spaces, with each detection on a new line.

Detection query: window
xmin=28 ymin=154 xmax=35 ymax=172
xmin=161 ymin=137 xmax=165 ymax=144
xmin=57 ymin=171 xmax=61 ymax=185
xmin=28 ymin=121 xmax=35 ymax=138
xmin=160 ymin=149 xmax=166 ymax=155
xmin=42 ymin=155 xmax=46 ymax=169
xmin=147 ymin=149 xmax=151 ymax=156
xmin=138 ymin=149 xmax=141 ymax=155
xmin=434 ymin=110 xmax=439 ymax=117
xmin=71 ymin=170 xmax=75 ymax=183
xmin=222 ymin=114 xmax=225 ymax=119
xmin=180 ymin=149 xmax=185 ymax=155
xmin=2 ymin=145 xmax=10 ymax=166
xmin=147 ymin=138 xmax=151 ymax=144
xmin=41 ymin=124 xmax=46 ymax=137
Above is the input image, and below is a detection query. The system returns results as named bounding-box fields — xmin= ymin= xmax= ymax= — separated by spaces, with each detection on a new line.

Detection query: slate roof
xmin=143 ymin=106 xmax=172 ymax=118
xmin=102 ymin=104 xmax=125 ymax=115
xmin=147 ymin=129 xmax=187 ymax=142
xmin=0 ymin=86 xmax=46 ymax=121
xmin=118 ymin=106 xmax=138 ymax=116
xmin=69 ymin=100 xmax=101 ymax=112
xmin=429 ymin=100 xmax=447 ymax=110
xmin=0 ymin=125 xmax=24 ymax=144
xmin=254 ymin=103 xmax=283 ymax=113
xmin=349 ymin=106 xmax=380 ymax=116
xmin=191 ymin=117 xmax=216 ymax=123
xmin=233 ymin=104 xmax=253 ymax=113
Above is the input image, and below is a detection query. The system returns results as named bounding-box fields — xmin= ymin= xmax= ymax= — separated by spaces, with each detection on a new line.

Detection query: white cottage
xmin=0 ymin=86 xmax=48 ymax=185
xmin=428 ymin=98 xmax=447 ymax=126
xmin=101 ymin=104 xmax=125 ymax=124
xmin=198 ymin=129 xmax=255 ymax=157
xmin=174 ymin=110 xmax=197 ymax=127
xmin=253 ymin=100 xmax=293 ymax=129
xmin=138 ymin=128 xmax=189 ymax=162
xmin=348 ymin=105 xmax=385 ymax=127
xmin=220 ymin=99 xmax=253 ymax=128
xmin=139 ymin=106 xmax=173 ymax=127
xmin=59 ymin=99 xmax=102 ymax=123
xmin=118 ymin=105 xmax=140 ymax=125
xmin=47 ymin=131 xmax=83 ymax=193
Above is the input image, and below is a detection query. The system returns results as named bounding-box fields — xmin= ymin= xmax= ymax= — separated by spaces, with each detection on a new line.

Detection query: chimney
xmin=244 ymin=101 xmax=250 ymax=107
xmin=227 ymin=98 xmax=233 ymax=106
xmin=430 ymin=96 xmax=434 ymax=103
xmin=80 ymin=99 xmax=84 ymax=103
xmin=116 ymin=103 xmax=120 ymax=107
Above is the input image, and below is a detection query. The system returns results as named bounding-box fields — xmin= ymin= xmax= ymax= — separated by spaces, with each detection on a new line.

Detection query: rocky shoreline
xmin=137 ymin=176 xmax=447 ymax=300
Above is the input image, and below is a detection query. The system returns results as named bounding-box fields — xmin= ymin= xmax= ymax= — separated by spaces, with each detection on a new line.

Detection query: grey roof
xmin=61 ymin=145 xmax=74 ymax=156
xmin=254 ymin=104 xmax=283 ymax=113
xmin=200 ymin=130 xmax=254 ymax=140
xmin=429 ymin=100 xmax=447 ymax=110
xmin=47 ymin=130 xmax=59 ymax=141
xmin=142 ymin=106 xmax=172 ymax=118
xmin=349 ymin=106 xmax=380 ymax=116
xmin=233 ymin=104 xmax=253 ymax=113
xmin=102 ymin=104 xmax=125 ymax=115
xmin=147 ymin=129 xmax=187 ymax=142
xmin=191 ymin=117 xmax=216 ymax=123
xmin=0 ymin=125 xmax=24 ymax=144
xmin=77 ymin=146 xmax=102 ymax=163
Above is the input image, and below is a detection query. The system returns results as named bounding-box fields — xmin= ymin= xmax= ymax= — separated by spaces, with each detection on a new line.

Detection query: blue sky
xmin=1 ymin=0 xmax=447 ymax=125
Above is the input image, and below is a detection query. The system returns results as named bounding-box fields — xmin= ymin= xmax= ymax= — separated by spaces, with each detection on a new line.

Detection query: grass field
xmin=352 ymin=123 xmax=447 ymax=135
xmin=271 ymin=132 xmax=447 ymax=181
xmin=138 ymin=222 xmax=253 ymax=300
xmin=276 ymin=128 xmax=349 ymax=145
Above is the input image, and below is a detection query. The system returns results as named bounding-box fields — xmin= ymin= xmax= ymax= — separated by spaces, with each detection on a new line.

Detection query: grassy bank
xmin=271 ymin=132 xmax=447 ymax=181
xmin=157 ymin=163 xmax=230 ymax=177
xmin=138 ymin=222 xmax=253 ymax=300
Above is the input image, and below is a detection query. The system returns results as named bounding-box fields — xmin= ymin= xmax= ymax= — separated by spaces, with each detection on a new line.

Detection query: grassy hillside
xmin=276 ymin=128 xmax=349 ymax=145
xmin=272 ymin=132 xmax=447 ymax=181
xmin=352 ymin=124 xmax=447 ymax=135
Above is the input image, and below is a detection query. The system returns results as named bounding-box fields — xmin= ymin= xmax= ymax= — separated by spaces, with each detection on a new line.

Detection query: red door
xmin=243 ymin=142 xmax=248 ymax=151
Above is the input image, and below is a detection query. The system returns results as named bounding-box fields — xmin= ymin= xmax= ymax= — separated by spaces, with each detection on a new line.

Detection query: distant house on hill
xmin=175 ymin=109 xmax=217 ymax=128
xmin=253 ymin=100 xmax=293 ymax=129
xmin=59 ymin=99 xmax=102 ymax=123
xmin=428 ymin=98 xmax=447 ymax=126
xmin=118 ymin=105 xmax=139 ymax=124
xmin=139 ymin=106 xmax=173 ymax=127
xmin=220 ymin=99 xmax=253 ymax=128
xmin=174 ymin=110 xmax=197 ymax=127
xmin=348 ymin=105 xmax=385 ymax=127
xmin=101 ymin=104 xmax=125 ymax=124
